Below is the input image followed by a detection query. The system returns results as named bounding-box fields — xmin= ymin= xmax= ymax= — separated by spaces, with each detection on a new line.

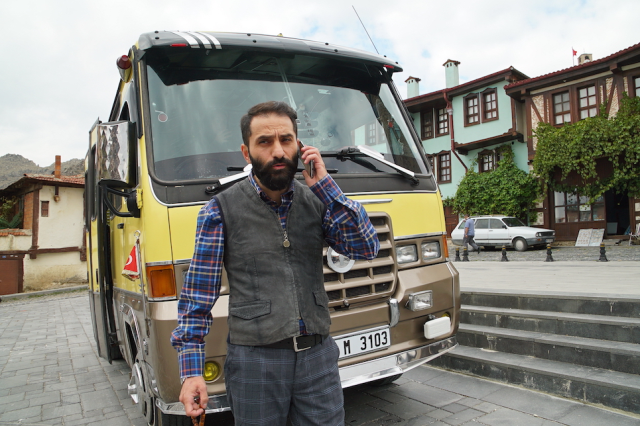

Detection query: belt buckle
xmin=293 ymin=335 xmax=311 ymax=352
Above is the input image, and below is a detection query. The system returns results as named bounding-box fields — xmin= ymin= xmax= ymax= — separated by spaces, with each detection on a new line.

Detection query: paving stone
xmin=391 ymin=382 xmax=463 ymax=408
xmin=0 ymin=405 xmax=42 ymax=422
xmin=440 ymin=402 xmax=469 ymax=414
xmin=474 ymin=407 xmax=562 ymax=426
xmin=440 ymin=407 xmax=484 ymax=425
xmin=482 ymin=386 xmax=582 ymax=421
xmin=369 ymin=396 xmax=437 ymax=419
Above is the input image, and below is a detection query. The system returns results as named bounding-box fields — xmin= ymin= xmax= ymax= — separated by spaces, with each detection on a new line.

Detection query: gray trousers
xmin=463 ymin=235 xmax=479 ymax=251
xmin=224 ymin=336 xmax=344 ymax=426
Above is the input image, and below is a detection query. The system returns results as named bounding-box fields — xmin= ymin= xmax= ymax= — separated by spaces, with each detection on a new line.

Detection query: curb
xmin=0 ymin=284 xmax=88 ymax=301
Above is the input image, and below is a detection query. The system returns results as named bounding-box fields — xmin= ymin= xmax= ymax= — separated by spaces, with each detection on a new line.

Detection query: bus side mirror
xmin=96 ymin=121 xmax=136 ymax=188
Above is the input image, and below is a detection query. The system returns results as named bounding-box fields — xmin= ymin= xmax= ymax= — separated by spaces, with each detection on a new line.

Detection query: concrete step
xmin=432 ymin=344 xmax=640 ymax=414
xmin=461 ymin=290 xmax=640 ymax=318
xmin=458 ymin=323 xmax=640 ymax=375
xmin=461 ymin=305 xmax=640 ymax=344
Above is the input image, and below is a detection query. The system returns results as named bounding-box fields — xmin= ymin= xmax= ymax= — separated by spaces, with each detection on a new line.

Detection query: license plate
xmin=546 ymin=238 xmax=554 ymax=243
xmin=335 ymin=326 xmax=390 ymax=360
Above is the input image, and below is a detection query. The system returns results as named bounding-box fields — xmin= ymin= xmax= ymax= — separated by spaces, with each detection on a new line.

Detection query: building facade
xmin=0 ymin=157 xmax=86 ymax=294
xmin=505 ymin=43 xmax=640 ymax=240
xmin=404 ymin=62 xmax=529 ymax=235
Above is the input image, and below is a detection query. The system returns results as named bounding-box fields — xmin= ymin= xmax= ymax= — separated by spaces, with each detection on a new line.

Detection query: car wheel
xmin=513 ymin=238 xmax=528 ymax=252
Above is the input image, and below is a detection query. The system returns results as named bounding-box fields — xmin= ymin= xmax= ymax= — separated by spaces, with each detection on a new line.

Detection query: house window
xmin=421 ymin=110 xmax=433 ymax=140
xmin=482 ymin=89 xmax=498 ymax=121
xmin=427 ymin=155 xmax=436 ymax=176
xmin=553 ymin=92 xmax=571 ymax=125
xmin=465 ymin=95 xmax=479 ymax=125
xmin=554 ymin=192 xmax=605 ymax=223
xmin=479 ymin=151 xmax=495 ymax=172
xmin=41 ymin=201 xmax=49 ymax=217
xmin=366 ymin=122 xmax=377 ymax=145
xmin=635 ymin=77 xmax=640 ymax=97
xmin=438 ymin=152 xmax=451 ymax=183
xmin=578 ymin=85 xmax=597 ymax=119
xmin=436 ymin=108 xmax=449 ymax=135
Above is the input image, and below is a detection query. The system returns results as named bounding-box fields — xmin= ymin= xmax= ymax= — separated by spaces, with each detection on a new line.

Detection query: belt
xmin=261 ymin=334 xmax=326 ymax=352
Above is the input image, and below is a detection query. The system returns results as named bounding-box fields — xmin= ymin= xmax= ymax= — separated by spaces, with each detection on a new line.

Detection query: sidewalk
xmin=454 ymin=261 xmax=640 ymax=297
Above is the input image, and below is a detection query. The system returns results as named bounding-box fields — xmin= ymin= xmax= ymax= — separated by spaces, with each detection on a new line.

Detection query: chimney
xmin=578 ymin=53 xmax=593 ymax=65
xmin=405 ymin=76 xmax=421 ymax=98
xmin=443 ymin=59 xmax=460 ymax=88
xmin=55 ymin=155 xmax=61 ymax=179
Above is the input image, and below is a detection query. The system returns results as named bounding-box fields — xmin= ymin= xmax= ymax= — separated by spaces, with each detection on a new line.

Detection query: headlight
xmin=536 ymin=232 xmax=542 ymax=237
xmin=421 ymin=241 xmax=441 ymax=260
xmin=397 ymin=245 xmax=418 ymax=264
xmin=407 ymin=290 xmax=432 ymax=311
xmin=203 ymin=361 xmax=221 ymax=382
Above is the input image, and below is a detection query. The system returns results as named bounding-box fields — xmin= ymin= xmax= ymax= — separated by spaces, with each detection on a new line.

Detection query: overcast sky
xmin=1 ymin=0 xmax=638 ymax=167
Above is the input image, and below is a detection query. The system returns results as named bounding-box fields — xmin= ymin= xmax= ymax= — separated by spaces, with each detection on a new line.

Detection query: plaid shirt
xmin=171 ymin=173 xmax=379 ymax=379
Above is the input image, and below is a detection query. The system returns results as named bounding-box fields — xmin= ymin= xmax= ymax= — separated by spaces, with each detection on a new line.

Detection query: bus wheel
xmin=128 ymin=354 xmax=155 ymax=424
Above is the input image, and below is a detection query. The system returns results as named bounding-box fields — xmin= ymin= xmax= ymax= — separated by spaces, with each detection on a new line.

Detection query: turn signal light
xmin=203 ymin=361 xmax=221 ymax=382
xmin=146 ymin=265 xmax=176 ymax=298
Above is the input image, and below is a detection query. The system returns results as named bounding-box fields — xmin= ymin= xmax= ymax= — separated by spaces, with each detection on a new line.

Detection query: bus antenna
xmin=352 ymin=6 xmax=379 ymax=54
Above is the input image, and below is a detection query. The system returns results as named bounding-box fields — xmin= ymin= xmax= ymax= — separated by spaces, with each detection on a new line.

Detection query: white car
xmin=450 ymin=215 xmax=555 ymax=252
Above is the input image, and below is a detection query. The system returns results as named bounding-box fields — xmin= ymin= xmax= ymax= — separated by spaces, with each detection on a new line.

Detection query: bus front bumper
xmin=156 ymin=336 xmax=457 ymax=415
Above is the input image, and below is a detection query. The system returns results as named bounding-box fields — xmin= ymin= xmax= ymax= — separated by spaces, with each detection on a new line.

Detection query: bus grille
xmin=323 ymin=212 xmax=397 ymax=308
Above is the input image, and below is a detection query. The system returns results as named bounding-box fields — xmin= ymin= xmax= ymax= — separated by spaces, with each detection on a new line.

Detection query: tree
xmin=533 ymin=94 xmax=640 ymax=200
xmin=451 ymin=147 xmax=540 ymax=222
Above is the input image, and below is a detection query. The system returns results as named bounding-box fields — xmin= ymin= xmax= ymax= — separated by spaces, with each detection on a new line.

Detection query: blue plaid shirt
xmin=171 ymin=173 xmax=379 ymax=379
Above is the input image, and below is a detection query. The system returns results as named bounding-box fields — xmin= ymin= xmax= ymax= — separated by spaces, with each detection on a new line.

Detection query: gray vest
xmin=215 ymin=178 xmax=330 ymax=346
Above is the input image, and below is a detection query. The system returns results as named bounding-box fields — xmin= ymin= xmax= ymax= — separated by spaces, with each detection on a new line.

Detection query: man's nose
xmin=272 ymin=140 xmax=285 ymax=159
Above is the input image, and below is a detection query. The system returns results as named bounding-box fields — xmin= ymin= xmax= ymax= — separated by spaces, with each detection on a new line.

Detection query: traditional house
xmin=505 ymin=43 xmax=640 ymax=240
xmin=404 ymin=62 xmax=529 ymax=235
xmin=0 ymin=156 xmax=86 ymax=295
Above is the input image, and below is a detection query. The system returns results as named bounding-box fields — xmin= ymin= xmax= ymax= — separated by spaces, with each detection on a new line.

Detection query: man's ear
xmin=241 ymin=144 xmax=251 ymax=164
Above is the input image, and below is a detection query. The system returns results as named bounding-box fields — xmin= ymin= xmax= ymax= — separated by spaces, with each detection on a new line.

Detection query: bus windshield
xmin=145 ymin=49 xmax=427 ymax=182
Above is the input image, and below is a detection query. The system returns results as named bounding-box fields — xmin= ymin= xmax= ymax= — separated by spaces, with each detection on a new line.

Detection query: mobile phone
xmin=298 ymin=140 xmax=314 ymax=178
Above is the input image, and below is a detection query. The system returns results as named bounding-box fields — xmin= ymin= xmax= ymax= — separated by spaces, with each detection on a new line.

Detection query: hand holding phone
xmin=298 ymin=140 xmax=314 ymax=178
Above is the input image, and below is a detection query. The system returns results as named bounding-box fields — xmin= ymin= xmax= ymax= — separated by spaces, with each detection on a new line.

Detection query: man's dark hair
xmin=240 ymin=101 xmax=298 ymax=146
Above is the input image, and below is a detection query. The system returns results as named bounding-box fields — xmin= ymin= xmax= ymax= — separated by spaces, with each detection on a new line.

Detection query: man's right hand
xmin=179 ymin=376 xmax=208 ymax=417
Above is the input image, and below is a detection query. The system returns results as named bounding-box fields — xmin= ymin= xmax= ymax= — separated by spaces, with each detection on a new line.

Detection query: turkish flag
xmin=572 ymin=49 xmax=577 ymax=56
xmin=122 ymin=245 xmax=140 ymax=280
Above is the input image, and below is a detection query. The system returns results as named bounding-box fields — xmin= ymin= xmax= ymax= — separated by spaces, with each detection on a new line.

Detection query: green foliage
xmin=0 ymin=196 xmax=22 ymax=229
xmin=451 ymin=147 xmax=540 ymax=222
xmin=533 ymin=94 xmax=640 ymax=200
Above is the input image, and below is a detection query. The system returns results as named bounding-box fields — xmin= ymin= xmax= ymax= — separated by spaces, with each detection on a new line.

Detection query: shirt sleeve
xmin=311 ymin=174 xmax=380 ymax=260
xmin=170 ymin=199 xmax=224 ymax=379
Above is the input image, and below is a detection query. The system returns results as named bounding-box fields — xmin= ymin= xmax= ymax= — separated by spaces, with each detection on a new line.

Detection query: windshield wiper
xmin=205 ymin=164 xmax=252 ymax=194
xmin=324 ymin=146 xmax=419 ymax=185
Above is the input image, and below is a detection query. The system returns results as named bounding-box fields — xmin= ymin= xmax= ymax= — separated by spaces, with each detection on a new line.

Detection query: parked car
xmin=451 ymin=215 xmax=555 ymax=251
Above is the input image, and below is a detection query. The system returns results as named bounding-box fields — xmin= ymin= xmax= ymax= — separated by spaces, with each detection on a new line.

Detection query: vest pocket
xmin=313 ymin=290 xmax=329 ymax=308
xmin=229 ymin=300 xmax=271 ymax=320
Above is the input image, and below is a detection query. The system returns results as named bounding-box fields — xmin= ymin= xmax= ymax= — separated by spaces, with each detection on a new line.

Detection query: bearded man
xmin=171 ymin=101 xmax=379 ymax=425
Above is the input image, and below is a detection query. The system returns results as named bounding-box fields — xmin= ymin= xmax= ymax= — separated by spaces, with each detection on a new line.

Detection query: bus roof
xmin=137 ymin=31 xmax=403 ymax=72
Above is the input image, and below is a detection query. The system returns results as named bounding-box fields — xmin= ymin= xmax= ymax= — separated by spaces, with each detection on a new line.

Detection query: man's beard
xmin=250 ymin=151 xmax=299 ymax=192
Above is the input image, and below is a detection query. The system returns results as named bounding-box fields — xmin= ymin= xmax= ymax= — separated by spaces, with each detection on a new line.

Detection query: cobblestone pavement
xmin=449 ymin=241 xmax=640 ymax=262
xmin=2 ymin=294 xmax=640 ymax=425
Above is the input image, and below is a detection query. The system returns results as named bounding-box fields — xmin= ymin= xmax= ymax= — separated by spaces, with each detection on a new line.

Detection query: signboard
xmin=575 ymin=229 xmax=605 ymax=247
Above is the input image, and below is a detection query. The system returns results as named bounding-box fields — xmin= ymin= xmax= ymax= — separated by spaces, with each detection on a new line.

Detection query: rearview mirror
xmin=96 ymin=121 xmax=136 ymax=188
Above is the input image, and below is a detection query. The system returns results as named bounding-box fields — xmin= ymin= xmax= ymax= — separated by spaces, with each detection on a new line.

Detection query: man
xmin=171 ymin=101 xmax=379 ymax=425
xmin=463 ymin=214 xmax=480 ymax=254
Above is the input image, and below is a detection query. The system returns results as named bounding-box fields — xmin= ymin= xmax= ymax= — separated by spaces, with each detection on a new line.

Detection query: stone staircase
xmin=432 ymin=290 xmax=640 ymax=414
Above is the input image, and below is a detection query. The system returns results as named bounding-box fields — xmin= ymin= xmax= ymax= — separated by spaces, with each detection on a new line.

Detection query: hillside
xmin=0 ymin=154 xmax=84 ymax=190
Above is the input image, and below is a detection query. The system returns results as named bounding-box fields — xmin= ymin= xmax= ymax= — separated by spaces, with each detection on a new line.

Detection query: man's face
xmin=241 ymin=113 xmax=299 ymax=192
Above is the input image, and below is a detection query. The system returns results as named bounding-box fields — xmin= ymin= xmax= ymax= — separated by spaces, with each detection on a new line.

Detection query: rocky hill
xmin=0 ymin=154 xmax=84 ymax=190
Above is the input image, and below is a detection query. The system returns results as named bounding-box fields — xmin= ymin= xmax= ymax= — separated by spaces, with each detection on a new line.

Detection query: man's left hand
xmin=299 ymin=142 xmax=327 ymax=186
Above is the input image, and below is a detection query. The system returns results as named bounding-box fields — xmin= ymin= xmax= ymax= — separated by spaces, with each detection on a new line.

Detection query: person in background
xmin=463 ymin=214 xmax=480 ymax=254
